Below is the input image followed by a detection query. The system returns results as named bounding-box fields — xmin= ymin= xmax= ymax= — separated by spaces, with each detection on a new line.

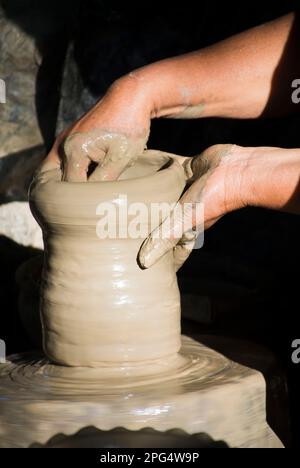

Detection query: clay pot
xmin=29 ymin=151 xmax=186 ymax=367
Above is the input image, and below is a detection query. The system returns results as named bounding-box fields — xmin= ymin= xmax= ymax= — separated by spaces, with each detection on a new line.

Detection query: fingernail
xmin=139 ymin=236 xmax=173 ymax=269
xmin=139 ymin=236 xmax=157 ymax=269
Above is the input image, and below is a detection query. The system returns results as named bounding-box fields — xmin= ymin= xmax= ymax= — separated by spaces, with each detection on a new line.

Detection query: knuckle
xmin=63 ymin=133 xmax=82 ymax=159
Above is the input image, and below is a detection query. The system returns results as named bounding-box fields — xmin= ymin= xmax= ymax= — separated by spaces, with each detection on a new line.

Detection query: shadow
xmin=1 ymin=0 xmax=300 ymax=447
xmin=0 ymin=145 xmax=45 ymax=203
xmin=283 ymin=176 xmax=300 ymax=214
xmin=1 ymin=1 xmax=298 ymax=152
xmin=181 ymin=329 xmax=290 ymax=447
xmin=262 ymin=11 xmax=300 ymax=118
xmin=0 ymin=235 xmax=41 ymax=354
xmin=30 ymin=426 xmax=229 ymax=448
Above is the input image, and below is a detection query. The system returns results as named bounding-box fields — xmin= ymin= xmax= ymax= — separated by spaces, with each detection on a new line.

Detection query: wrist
xmin=213 ymin=145 xmax=254 ymax=214
xmin=110 ymin=73 xmax=155 ymax=119
xmin=239 ymin=147 xmax=300 ymax=213
xmin=117 ymin=61 xmax=208 ymax=119
xmin=86 ymin=74 xmax=153 ymax=138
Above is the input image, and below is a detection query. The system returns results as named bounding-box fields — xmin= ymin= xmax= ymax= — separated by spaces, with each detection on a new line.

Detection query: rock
xmin=0 ymin=201 xmax=43 ymax=249
xmin=0 ymin=7 xmax=43 ymax=159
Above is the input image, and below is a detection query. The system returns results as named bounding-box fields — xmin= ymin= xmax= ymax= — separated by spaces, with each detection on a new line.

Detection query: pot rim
xmin=30 ymin=151 xmax=186 ymax=207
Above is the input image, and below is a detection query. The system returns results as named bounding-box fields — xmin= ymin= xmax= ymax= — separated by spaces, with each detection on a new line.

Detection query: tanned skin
xmin=42 ymin=12 xmax=300 ymax=268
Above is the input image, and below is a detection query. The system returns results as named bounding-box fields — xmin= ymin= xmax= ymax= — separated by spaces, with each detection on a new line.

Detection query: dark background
xmin=1 ymin=0 xmax=300 ymax=446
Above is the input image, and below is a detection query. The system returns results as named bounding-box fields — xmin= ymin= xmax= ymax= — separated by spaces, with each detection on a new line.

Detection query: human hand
xmin=41 ymin=75 xmax=153 ymax=182
xmin=139 ymin=144 xmax=249 ymax=270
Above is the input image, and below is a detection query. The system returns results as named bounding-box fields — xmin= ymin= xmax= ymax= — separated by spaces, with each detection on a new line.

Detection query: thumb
xmin=173 ymin=230 xmax=197 ymax=272
xmin=89 ymin=135 xmax=146 ymax=182
xmin=139 ymin=201 xmax=203 ymax=269
xmin=62 ymin=133 xmax=92 ymax=182
xmin=88 ymin=144 xmax=137 ymax=182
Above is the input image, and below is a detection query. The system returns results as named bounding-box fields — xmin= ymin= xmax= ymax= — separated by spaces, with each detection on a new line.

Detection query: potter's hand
xmin=139 ymin=144 xmax=247 ymax=270
xmin=139 ymin=143 xmax=300 ymax=270
xmin=41 ymin=76 xmax=152 ymax=182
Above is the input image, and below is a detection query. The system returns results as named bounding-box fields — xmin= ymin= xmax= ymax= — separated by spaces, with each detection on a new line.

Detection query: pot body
xmin=30 ymin=152 xmax=186 ymax=366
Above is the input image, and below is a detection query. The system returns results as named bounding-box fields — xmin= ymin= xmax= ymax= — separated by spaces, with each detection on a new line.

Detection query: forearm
xmin=242 ymin=147 xmax=300 ymax=214
xmin=118 ymin=12 xmax=298 ymax=120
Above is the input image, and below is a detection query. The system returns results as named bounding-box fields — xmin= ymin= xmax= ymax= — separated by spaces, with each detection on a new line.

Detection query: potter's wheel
xmin=0 ymin=337 xmax=231 ymax=392
xmin=0 ymin=336 xmax=283 ymax=448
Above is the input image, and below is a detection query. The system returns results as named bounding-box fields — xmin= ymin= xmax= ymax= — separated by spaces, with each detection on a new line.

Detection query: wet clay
xmin=0 ymin=149 xmax=282 ymax=449
xmin=0 ymin=336 xmax=284 ymax=448
xmin=62 ymin=129 xmax=148 ymax=182
xmin=29 ymin=150 xmax=186 ymax=367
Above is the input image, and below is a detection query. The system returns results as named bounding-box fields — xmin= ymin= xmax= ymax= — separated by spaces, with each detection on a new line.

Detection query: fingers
xmin=138 ymin=200 xmax=200 ymax=268
xmin=63 ymin=154 xmax=91 ymax=182
xmin=62 ymin=130 xmax=146 ymax=182
xmin=173 ymin=231 xmax=197 ymax=272
xmin=139 ymin=146 xmax=238 ymax=270
xmin=139 ymin=228 xmax=178 ymax=270
xmin=139 ymin=203 xmax=187 ymax=269
xmin=89 ymin=135 xmax=145 ymax=182
xmin=62 ymin=133 xmax=99 ymax=182
xmin=88 ymin=145 xmax=136 ymax=182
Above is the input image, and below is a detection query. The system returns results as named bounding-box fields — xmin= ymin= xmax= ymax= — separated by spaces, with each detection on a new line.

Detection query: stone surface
xmin=0 ymin=201 xmax=43 ymax=249
xmin=0 ymin=7 xmax=43 ymax=158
